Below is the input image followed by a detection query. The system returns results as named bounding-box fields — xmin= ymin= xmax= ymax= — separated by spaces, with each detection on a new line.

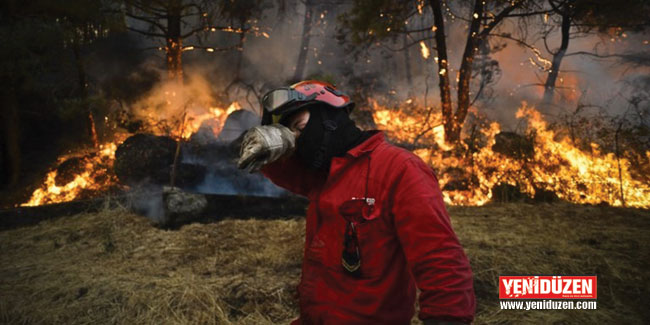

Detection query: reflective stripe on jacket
xmin=262 ymin=131 xmax=475 ymax=324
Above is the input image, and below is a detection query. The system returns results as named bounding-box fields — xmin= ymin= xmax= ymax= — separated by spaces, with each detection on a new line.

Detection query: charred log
xmin=492 ymin=132 xmax=534 ymax=159
xmin=114 ymin=133 xmax=178 ymax=186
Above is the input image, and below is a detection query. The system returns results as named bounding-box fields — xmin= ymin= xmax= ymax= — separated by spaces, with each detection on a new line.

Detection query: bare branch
xmin=182 ymin=44 xmax=243 ymax=52
xmin=124 ymin=12 xmax=167 ymax=33
xmin=548 ymin=0 xmax=568 ymax=14
xmin=379 ymin=35 xmax=436 ymax=52
xmin=502 ymin=9 xmax=555 ymax=18
xmin=478 ymin=1 xmax=525 ymax=38
xmin=393 ymin=26 xmax=435 ymax=34
xmin=124 ymin=0 xmax=168 ymax=16
xmin=489 ymin=33 xmax=537 ymax=52
xmin=126 ymin=26 xmax=166 ymax=38
xmin=542 ymin=33 xmax=554 ymax=54
xmin=565 ymin=51 xmax=640 ymax=59
xmin=181 ymin=26 xmax=208 ymax=39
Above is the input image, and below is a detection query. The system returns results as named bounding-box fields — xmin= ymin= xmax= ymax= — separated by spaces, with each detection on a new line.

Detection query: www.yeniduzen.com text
xmin=500 ymin=300 xmax=597 ymax=310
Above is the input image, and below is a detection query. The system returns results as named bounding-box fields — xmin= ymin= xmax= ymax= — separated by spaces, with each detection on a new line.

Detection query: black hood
xmin=295 ymin=104 xmax=369 ymax=170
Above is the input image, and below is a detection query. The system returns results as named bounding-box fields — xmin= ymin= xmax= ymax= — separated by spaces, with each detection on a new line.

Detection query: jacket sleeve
xmin=391 ymin=158 xmax=476 ymax=324
xmin=261 ymin=154 xmax=326 ymax=198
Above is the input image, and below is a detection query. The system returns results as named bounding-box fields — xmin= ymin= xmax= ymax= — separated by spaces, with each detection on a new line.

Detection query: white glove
xmin=237 ymin=124 xmax=296 ymax=173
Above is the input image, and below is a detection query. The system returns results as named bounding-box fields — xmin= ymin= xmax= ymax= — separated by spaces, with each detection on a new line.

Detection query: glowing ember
xmin=419 ymin=41 xmax=430 ymax=59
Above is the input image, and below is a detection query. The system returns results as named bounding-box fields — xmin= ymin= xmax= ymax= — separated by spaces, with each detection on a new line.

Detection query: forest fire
xmin=20 ymin=92 xmax=650 ymax=209
xmin=373 ymin=102 xmax=650 ymax=208
xmin=20 ymin=95 xmax=244 ymax=207
xmin=21 ymin=142 xmax=121 ymax=207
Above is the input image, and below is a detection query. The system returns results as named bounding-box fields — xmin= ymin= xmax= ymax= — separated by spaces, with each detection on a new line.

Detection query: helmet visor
xmin=262 ymin=89 xmax=290 ymax=112
xmin=261 ymin=87 xmax=315 ymax=118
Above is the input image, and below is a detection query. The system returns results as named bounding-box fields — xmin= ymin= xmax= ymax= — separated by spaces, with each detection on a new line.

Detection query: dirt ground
xmin=1 ymin=202 xmax=648 ymax=324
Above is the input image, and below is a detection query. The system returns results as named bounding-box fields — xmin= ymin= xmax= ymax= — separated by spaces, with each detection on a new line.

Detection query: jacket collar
xmin=346 ymin=130 xmax=385 ymax=158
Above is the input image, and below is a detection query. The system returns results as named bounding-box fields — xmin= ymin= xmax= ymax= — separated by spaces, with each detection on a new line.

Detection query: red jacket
xmin=262 ymin=131 xmax=475 ymax=324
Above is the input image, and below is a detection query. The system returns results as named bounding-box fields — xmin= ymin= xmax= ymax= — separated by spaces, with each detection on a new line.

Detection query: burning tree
xmin=340 ymin=0 xmax=547 ymax=144
xmin=118 ymin=0 xmax=268 ymax=82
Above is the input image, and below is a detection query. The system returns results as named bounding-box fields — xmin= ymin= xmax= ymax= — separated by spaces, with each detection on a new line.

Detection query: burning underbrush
xmin=21 ymin=142 xmax=125 ymax=206
xmin=19 ymin=76 xmax=278 ymax=208
xmin=17 ymin=79 xmax=650 ymax=209
xmin=1 ymin=203 xmax=648 ymax=324
xmin=372 ymin=101 xmax=650 ymax=208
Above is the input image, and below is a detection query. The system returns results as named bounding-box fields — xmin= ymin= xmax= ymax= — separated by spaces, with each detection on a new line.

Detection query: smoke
xmin=181 ymin=110 xmax=287 ymax=198
xmin=127 ymin=186 xmax=165 ymax=224
xmin=202 ymin=2 xmax=648 ymax=130
xmin=89 ymin=1 xmax=649 ymax=180
xmin=87 ymin=1 xmax=649 ymax=134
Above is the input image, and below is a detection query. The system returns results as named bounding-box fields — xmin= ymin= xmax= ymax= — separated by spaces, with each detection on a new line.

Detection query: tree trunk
xmin=293 ymin=0 xmax=313 ymax=81
xmin=403 ymin=33 xmax=413 ymax=90
xmin=166 ymin=1 xmax=183 ymax=83
xmin=429 ymin=0 xmax=453 ymax=144
xmin=234 ymin=30 xmax=246 ymax=82
xmin=1 ymin=88 xmax=21 ymax=188
xmin=225 ymin=21 xmax=248 ymax=96
xmin=452 ymin=0 xmax=484 ymax=143
xmin=542 ymin=2 xmax=572 ymax=105
xmin=71 ymin=35 xmax=98 ymax=147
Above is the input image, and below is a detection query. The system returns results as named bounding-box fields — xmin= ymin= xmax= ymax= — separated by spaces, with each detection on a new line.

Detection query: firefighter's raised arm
xmin=237 ymin=123 xmax=295 ymax=173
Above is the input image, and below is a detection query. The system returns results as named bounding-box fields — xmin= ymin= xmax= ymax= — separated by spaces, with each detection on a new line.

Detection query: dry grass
xmin=452 ymin=203 xmax=649 ymax=324
xmin=1 ymin=202 xmax=648 ymax=324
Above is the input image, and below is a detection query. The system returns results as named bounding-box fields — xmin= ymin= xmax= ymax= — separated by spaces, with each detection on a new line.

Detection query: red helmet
xmin=261 ymin=80 xmax=354 ymax=125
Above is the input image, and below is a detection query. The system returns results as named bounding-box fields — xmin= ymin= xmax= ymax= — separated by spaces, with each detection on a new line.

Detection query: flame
xmin=419 ymin=41 xmax=430 ymax=59
xmin=21 ymin=142 xmax=122 ymax=207
xmin=371 ymin=100 xmax=450 ymax=150
xmin=371 ymin=101 xmax=650 ymax=208
xmin=21 ymin=75 xmax=246 ymax=207
xmin=180 ymin=101 xmax=241 ymax=139
xmin=22 ymin=78 xmax=650 ymax=209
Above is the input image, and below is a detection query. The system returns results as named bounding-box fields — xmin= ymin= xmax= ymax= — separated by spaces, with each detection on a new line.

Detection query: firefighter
xmin=238 ymin=80 xmax=475 ymax=324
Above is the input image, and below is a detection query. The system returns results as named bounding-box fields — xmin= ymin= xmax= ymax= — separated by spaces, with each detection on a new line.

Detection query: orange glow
xmin=372 ymin=101 xmax=650 ymax=208
xmin=21 ymin=75 xmax=246 ymax=207
xmin=21 ymin=142 xmax=122 ymax=207
xmin=22 ymin=86 xmax=650 ymax=209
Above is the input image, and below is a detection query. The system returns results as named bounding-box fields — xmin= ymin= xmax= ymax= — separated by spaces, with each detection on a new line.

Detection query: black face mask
xmin=295 ymin=104 xmax=367 ymax=170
